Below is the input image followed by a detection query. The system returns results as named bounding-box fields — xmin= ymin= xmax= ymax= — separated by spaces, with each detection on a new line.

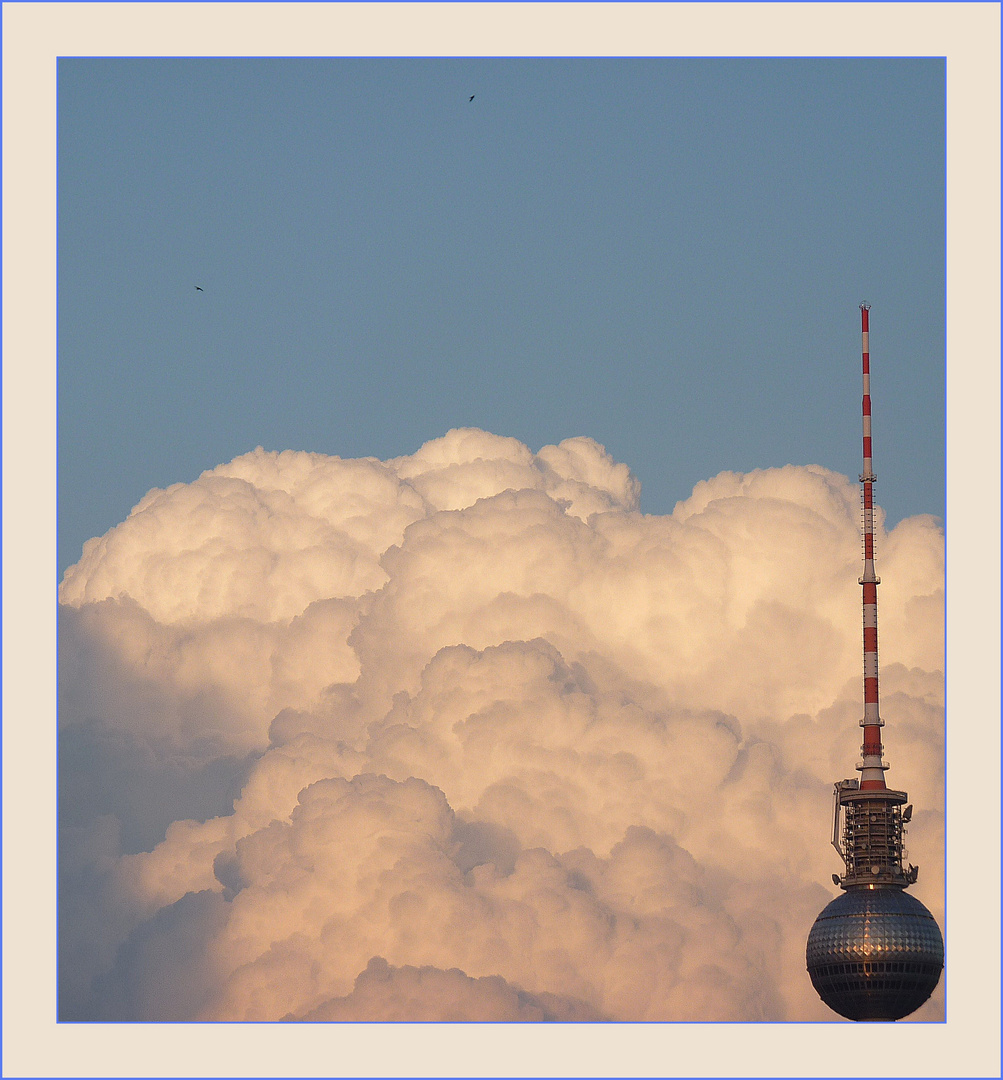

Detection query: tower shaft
xmin=807 ymin=306 xmax=942 ymax=1022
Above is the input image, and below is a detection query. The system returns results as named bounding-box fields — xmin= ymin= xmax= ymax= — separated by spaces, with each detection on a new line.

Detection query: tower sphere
xmin=806 ymin=887 xmax=944 ymax=1021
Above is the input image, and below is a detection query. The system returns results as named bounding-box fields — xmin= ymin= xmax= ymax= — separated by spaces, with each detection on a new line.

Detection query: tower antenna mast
xmin=857 ymin=303 xmax=888 ymax=792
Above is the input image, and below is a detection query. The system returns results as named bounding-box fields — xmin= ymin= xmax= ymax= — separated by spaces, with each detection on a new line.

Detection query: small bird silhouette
xmin=195 ymin=286 xmax=203 ymax=292
xmin=468 ymin=95 xmax=475 ymax=102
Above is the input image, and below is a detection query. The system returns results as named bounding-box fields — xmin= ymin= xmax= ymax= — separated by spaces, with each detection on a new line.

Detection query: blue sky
xmin=58 ymin=57 xmax=945 ymax=574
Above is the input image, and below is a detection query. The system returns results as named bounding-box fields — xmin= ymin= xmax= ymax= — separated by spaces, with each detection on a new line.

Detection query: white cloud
xmin=59 ymin=430 xmax=944 ymax=1022
xmin=297 ymin=956 xmax=604 ymax=1022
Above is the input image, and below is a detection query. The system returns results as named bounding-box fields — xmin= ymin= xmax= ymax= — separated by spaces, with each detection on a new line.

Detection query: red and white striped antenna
xmin=857 ymin=301 xmax=887 ymax=790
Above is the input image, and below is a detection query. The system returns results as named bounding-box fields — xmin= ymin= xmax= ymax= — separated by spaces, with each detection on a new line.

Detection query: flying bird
xmin=468 ymin=95 xmax=475 ymax=102
xmin=195 ymin=286 xmax=203 ymax=292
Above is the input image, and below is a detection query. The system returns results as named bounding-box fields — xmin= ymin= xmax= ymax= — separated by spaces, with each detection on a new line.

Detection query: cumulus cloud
xmin=296 ymin=956 xmax=604 ymax=1022
xmin=58 ymin=429 xmax=945 ymax=1022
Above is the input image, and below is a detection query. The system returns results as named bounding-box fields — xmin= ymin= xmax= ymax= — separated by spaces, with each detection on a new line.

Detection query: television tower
xmin=805 ymin=304 xmax=944 ymax=1021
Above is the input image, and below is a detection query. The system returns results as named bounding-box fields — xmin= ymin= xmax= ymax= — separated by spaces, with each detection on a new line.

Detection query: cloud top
xmin=60 ymin=431 xmax=640 ymax=624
